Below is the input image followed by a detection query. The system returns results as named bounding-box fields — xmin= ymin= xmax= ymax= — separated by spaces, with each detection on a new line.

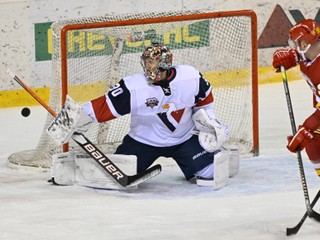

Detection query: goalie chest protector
xmin=92 ymin=65 xmax=214 ymax=147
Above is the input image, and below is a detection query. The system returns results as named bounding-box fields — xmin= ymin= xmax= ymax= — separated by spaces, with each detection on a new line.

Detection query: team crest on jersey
xmin=145 ymin=97 xmax=159 ymax=109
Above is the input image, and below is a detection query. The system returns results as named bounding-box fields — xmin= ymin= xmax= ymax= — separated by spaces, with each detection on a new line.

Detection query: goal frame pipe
xmin=59 ymin=10 xmax=259 ymax=155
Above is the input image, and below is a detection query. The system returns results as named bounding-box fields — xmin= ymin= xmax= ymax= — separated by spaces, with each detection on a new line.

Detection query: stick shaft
xmin=9 ymin=72 xmax=57 ymax=117
xmin=281 ymin=66 xmax=312 ymax=211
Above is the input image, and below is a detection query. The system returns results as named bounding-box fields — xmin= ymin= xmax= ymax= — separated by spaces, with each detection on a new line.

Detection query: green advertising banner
xmin=34 ymin=20 xmax=209 ymax=61
xmin=34 ymin=22 xmax=53 ymax=61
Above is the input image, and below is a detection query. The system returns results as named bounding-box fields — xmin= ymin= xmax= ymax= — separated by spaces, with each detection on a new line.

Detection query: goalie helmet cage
xmin=7 ymin=9 xmax=258 ymax=169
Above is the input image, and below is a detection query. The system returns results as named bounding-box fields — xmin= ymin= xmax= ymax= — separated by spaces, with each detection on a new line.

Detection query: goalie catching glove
xmin=47 ymin=95 xmax=94 ymax=145
xmin=192 ymin=109 xmax=229 ymax=152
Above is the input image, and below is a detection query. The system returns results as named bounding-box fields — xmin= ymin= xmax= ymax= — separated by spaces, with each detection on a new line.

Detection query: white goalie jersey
xmin=82 ymin=65 xmax=215 ymax=147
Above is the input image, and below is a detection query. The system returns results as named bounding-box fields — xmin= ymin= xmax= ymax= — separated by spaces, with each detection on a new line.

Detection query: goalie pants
xmin=115 ymin=135 xmax=214 ymax=180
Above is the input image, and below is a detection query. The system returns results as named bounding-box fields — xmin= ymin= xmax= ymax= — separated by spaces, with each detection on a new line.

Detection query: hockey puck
xmin=21 ymin=107 xmax=31 ymax=117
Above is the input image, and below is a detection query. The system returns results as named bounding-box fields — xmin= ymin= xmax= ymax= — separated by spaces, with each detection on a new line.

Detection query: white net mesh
xmin=8 ymin=10 xmax=258 ymax=168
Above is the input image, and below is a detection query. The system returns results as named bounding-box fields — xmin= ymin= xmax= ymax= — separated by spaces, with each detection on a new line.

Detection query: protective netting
xmin=8 ymin=10 xmax=257 ymax=168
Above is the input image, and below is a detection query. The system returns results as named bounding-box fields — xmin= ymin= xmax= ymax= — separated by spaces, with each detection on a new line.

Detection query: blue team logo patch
xmin=145 ymin=97 xmax=159 ymax=109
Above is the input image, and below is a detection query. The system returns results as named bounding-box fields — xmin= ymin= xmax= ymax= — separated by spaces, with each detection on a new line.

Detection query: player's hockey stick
xmin=6 ymin=69 xmax=161 ymax=187
xmin=281 ymin=66 xmax=320 ymax=226
xmin=286 ymin=189 xmax=320 ymax=236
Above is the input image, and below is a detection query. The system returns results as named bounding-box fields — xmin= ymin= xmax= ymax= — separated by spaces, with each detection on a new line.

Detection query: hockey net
xmin=8 ymin=10 xmax=258 ymax=169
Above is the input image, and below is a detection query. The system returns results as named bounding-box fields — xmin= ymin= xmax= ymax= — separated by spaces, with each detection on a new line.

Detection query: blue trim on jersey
xmin=195 ymin=73 xmax=210 ymax=104
xmin=157 ymin=112 xmax=176 ymax=132
xmin=107 ymin=79 xmax=131 ymax=116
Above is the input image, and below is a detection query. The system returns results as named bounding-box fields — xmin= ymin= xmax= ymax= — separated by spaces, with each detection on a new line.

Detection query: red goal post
xmin=8 ymin=10 xmax=258 ymax=168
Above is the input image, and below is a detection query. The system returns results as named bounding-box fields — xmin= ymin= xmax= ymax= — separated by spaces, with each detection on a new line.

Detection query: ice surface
xmin=0 ymin=80 xmax=319 ymax=240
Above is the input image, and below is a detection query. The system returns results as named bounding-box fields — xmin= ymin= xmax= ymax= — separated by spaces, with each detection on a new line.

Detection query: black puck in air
xmin=21 ymin=107 xmax=31 ymax=117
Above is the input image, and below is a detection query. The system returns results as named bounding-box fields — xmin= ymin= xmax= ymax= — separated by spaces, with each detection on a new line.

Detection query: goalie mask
xmin=288 ymin=19 xmax=320 ymax=60
xmin=140 ymin=43 xmax=173 ymax=85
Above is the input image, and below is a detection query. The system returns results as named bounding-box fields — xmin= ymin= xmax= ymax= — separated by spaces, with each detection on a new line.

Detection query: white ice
xmin=0 ymin=80 xmax=319 ymax=240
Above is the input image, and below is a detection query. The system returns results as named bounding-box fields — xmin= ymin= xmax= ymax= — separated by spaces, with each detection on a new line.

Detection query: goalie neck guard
xmin=140 ymin=43 xmax=173 ymax=85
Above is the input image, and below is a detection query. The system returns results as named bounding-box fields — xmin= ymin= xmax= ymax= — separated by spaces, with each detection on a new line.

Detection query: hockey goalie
xmin=47 ymin=43 xmax=240 ymax=190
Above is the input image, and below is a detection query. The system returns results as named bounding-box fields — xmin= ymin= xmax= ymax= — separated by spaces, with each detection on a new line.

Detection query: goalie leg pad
xmin=51 ymin=152 xmax=137 ymax=190
xmin=212 ymin=151 xmax=229 ymax=189
xmin=75 ymin=153 xmax=137 ymax=190
xmin=223 ymin=144 xmax=240 ymax=177
xmin=52 ymin=152 xmax=76 ymax=185
xmin=229 ymin=147 xmax=240 ymax=178
xmin=196 ymin=151 xmax=229 ymax=189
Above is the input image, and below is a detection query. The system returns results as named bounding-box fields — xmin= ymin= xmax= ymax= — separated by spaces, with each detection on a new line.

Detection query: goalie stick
xmin=97 ymin=37 xmax=124 ymax=143
xmin=6 ymin=69 xmax=161 ymax=187
xmin=281 ymin=66 xmax=320 ymax=230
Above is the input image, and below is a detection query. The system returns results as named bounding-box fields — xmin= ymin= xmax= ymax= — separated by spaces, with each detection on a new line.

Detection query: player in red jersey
xmin=273 ymin=19 xmax=320 ymax=176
